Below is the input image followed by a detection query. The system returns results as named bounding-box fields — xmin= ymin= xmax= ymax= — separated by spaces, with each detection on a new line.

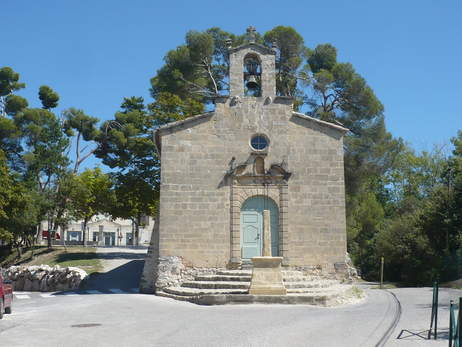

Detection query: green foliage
xmin=71 ymin=168 xmax=114 ymax=221
xmin=63 ymin=108 xmax=100 ymax=172
xmin=0 ymin=66 xmax=101 ymax=251
xmin=5 ymin=94 xmax=28 ymax=115
xmin=0 ymin=67 xmax=25 ymax=97
xmin=69 ymin=168 xmax=114 ymax=245
xmin=263 ymin=26 xmax=307 ymax=99
xmin=308 ymin=44 xmax=337 ymax=73
xmin=0 ymin=150 xmax=39 ymax=245
xmin=375 ymin=215 xmax=438 ymax=285
xmin=38 ymin=85 xmax=59 ymax=109
xmin=14 ymin=108 xmax=70 ymax=185
xmin=96 ymin=97 xmax=160 ymax=246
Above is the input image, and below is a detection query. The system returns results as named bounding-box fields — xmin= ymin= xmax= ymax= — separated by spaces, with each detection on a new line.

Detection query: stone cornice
xmin=292 ymin=112 xmax=349 ymax=134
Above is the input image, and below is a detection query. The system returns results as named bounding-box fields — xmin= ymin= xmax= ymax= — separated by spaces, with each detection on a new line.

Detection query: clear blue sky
xmin=3 ymin=0 xmax=462 ymax=169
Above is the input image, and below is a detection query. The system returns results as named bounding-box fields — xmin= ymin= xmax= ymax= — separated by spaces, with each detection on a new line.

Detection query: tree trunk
xmin=47 ymin=217 xmax=52 ymax=248
xmin=61 ymin=224 xmax=67 ymax=251
xmin=134 ymin=217 xmax=140 ymax=247
xmin=34 ymin=224 xmax=41 ymax=245
xmin=82 ymin=218 xmax=88 ymax=247
xmin=47 ymin=231 xmax=52 ymax=248
xmin=15 ymin=241 xmax=22 ymax=259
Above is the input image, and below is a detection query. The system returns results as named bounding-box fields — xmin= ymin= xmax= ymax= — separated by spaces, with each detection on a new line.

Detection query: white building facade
xmin=41 ymin=215 xmax=154 ymax=247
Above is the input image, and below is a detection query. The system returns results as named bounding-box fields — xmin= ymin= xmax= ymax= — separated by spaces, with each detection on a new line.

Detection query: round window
xmin=250 ymin=135 xmax=269 ymax=151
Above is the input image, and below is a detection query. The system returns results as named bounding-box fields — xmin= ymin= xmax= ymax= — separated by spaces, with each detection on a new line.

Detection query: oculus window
xmin=250 ymin=135 xmax=269 ymax=151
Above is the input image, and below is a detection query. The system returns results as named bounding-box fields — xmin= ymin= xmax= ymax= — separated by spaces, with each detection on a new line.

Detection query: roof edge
xmin=228 ymin=42 xmax=275 ymax=55
xmin=155 ymin=112 xmax=214 ymax=133
xmin=153 ymin=112 xmax=214 ymax=157
xmin=292 ymin=112 xmax=349 ymax=134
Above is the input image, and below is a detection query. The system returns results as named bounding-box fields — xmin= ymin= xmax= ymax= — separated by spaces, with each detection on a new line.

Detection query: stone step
xmin=281 ymin=270 xmax=306 ymax=277
xmin=283 ymin=276 xmax=327 ymax=282
xmin=182 ymin=281 xmax=250 ymax=290
xmin=216 ymin=270 xmax=252 ymax=277
xmin=164 ymin=287 xmax=248 ymax=296
xmin=156 ymin=290 xmax=195 ymax=303
xmin=195 ymin=275 xmax=251 ymax=282
xmin=195 ymin=293 xmax=338 ymax=306
xmin=158 ymin=285 xmax=361 ymax=306
xmin=284 ymin=281 xmax=336 ymax=289
xmin=286 ymin=285 xmax=346 ymax=294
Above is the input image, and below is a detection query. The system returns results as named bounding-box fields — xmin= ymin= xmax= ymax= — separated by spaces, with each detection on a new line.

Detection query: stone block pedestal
xmin=249 ymin=256 xmax=287 ymax=295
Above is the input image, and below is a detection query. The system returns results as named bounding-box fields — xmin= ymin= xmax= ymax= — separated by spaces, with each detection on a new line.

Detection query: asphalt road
xmin=1 ymin=248 xmax=461 ymax=346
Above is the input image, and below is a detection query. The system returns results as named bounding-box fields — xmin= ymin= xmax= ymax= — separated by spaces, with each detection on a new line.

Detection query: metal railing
xmin=449 ymin=298 xmax=462 ymax=347
xmin=428 ymin=281 xmax=439 ymax=339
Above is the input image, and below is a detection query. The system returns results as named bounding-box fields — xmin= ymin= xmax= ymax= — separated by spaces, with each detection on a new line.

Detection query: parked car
xmin=0 ymin=272 xmax=13 ymax=319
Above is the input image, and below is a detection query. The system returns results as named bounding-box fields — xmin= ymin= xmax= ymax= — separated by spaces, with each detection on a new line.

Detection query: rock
xmin=4 ymin=265 xmax=88 ymax=292
xmin=24 ymin=278 xmax=33 ymax=291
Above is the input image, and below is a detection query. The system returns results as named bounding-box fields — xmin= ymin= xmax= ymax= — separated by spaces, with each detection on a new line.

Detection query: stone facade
xmin=140 ymin=39 xmax=348 ymax=294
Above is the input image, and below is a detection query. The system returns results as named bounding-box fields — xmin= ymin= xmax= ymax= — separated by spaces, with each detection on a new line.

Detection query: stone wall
xmin=153 ymin=96 xmax=347 ymax=268
xmin=4 ymin=265 xmax=87 ymax=292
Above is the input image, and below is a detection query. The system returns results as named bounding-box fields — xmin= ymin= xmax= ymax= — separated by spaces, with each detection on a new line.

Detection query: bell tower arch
xmin=228 ymin=26 xmax=276 ymax=97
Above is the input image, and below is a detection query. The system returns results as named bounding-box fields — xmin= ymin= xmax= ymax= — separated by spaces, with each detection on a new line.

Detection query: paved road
xmin=1 ymin=248 xmax=461 ymax=346
xmin=2 ymin=286 xmax=458 ymax=347
xmin=84 ymin=247 xmax=147 ymax=290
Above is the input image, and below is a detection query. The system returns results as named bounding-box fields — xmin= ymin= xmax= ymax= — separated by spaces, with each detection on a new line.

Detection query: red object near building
xmin=0 ymin=273 xmax=13 ymax=319
xmin=42 ymin=231 xmax=61 ymax=240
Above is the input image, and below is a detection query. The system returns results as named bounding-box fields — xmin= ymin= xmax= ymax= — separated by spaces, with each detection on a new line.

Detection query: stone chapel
xmin=140 ymin=28 xmax=349 ymax=295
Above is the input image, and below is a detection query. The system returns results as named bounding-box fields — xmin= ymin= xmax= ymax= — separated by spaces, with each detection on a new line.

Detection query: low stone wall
xmin=155 ymin=256 xmax=220 ymax=290
xmin=4 ymin=265 xmax=88 ymax=292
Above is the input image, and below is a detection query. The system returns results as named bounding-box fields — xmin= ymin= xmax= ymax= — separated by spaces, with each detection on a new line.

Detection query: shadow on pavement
xmin=95 ymin=253 xmax=146 ymax=260
xmin=84 ymin=259 xmax=145 ymax=290
xmin=396 ymin=328 xmax=449 ymax=341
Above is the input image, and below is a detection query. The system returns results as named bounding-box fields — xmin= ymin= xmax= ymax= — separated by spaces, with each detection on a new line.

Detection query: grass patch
xmin=28 ymin=247 xmax=103 ymax=274
xmin=1 ymin=246 xmax=52 ymax=268
xmin=2 ymin=246 xmax=103 ymax=275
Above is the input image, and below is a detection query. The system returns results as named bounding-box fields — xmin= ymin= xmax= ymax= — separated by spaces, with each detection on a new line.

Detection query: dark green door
xmin=241 ymin=196 xmax=279 ymax=259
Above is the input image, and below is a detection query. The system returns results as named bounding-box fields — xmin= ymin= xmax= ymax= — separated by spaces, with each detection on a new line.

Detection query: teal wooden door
xmin=241 ymin=196 xmax=279 ymax=259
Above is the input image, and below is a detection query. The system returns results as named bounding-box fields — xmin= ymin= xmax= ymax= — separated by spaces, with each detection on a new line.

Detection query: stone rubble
xmin=3 ymin=265 xmax=88 ymax=292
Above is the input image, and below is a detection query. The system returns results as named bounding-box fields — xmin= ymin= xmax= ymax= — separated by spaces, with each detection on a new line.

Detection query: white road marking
xmin=108 ymin=288 xmax=125 ymax=294
xmin=85 ymin=290 xmax=102 ymax=295
xmin=15 ymin=294 xmax=30 ymax=299
xmin=15 ymin=291 xmax=32 ymax=295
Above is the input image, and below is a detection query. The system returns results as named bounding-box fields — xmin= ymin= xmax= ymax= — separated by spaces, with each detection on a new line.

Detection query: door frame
xmin=240 ymin=195 xmax=279 ymax=260
xmin=230 ymin=184 xmax=288 ymax=266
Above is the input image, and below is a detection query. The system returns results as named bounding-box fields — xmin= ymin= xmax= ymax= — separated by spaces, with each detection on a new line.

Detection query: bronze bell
xmin=246 ymin=75 xmax=259 ymax=90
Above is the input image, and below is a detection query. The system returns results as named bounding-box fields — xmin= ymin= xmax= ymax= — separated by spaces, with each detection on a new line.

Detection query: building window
xmin=250 ymin=135 xmax=269 ymax=151
xmin=93 ymin=232 xmax=99 ymax=242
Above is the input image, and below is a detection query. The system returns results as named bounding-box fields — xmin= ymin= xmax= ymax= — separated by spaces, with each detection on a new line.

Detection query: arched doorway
xmin=240 ymin=196 xmax=279 ymax=259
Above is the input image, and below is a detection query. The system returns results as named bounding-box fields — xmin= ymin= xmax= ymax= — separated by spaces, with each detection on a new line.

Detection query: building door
xmin=240 ymin=196 xmax=279 ymax=259
xmin=104 ymin=232 xmax=115 ymax=246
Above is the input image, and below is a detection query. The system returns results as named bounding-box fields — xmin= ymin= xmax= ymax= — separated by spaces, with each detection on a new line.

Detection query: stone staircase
xmin=157 ymin=269 xmax=358 ymax=306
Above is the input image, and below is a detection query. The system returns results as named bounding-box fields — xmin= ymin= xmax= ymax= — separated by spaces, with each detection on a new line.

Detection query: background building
xmin=40 ymin=215 xmax=154 ymax=247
